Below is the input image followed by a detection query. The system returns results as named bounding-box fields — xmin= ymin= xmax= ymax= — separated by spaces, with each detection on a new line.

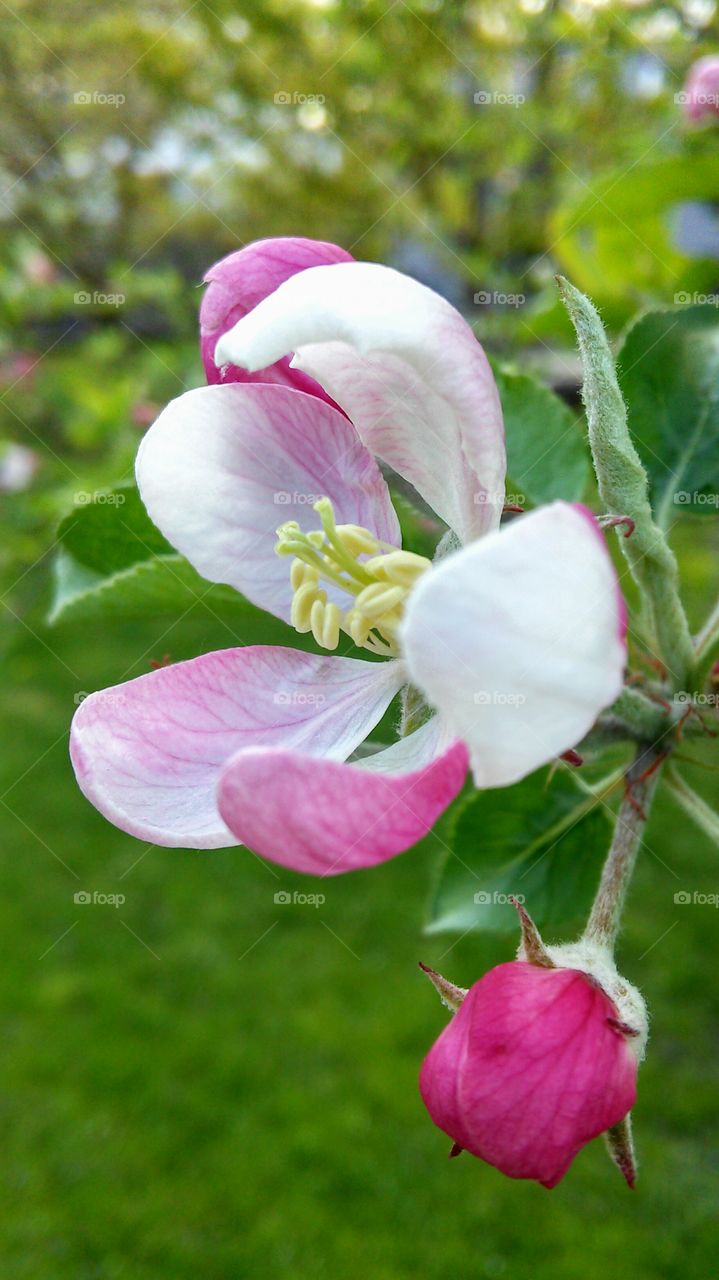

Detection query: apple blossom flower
xmin=681 ymin=55 xmax=719 ymax=123
xmin=70 ymin=238 xmax=626 ymax=873
xmin=420 ymin=903 xmax=647 ymax=1188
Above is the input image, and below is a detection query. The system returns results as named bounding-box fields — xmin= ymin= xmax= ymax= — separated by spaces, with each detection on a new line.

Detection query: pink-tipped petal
xmin=401 ymin=501 xmax=626 ymax=787
xmin=136 ymin=383 xmax=400 ymax=624
xmin=70 ymin=647 xmax=403 ymax=848
xmin=420 ymin=962 xmax=637 ymax=1188
xmin=217 ymin=717 xmax=468 ymax=874
xmin=214 ymin=261 xmax=506 ymax=544
xmin=201 ymin=236 xmax=353 ymax=401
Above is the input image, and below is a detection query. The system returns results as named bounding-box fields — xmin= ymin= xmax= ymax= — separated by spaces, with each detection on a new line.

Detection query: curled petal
xmin=215 ymin=261 xmax=506 ymax=544
xmin=201 ymin=236 xmax=353 ymax=401
xmin=401 ymin=502 xmax=626 ymax=787
xmin=70 ymin=647 xmax=403 ymax=848
xmin=136 ymin=383 xmax=400 ymax=624
xmin=217 ymin=717 xmax=468 ymax=874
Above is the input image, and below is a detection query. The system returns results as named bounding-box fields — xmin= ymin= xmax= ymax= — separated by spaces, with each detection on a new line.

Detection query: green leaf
xmin=551 ymin=152 xmax=719 ymax=303
xmin=49 ymin=549 xmax=305 ymax=646
xmin=617 ymin=305 xmax=719 ymax=525
xmin=427 ymin=769 xmax=611 ymax=935
xmin=57 ymin=483 xmax=174 ymax=576
xmin=493 ymin=365 xmax=589 ymax=506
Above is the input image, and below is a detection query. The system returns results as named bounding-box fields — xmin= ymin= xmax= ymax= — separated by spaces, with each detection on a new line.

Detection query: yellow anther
xmin=277 ymin=497 xmax=431 ymax=658
xmin=335 ymin=524 xmax=380 ymax=557
xmin=363 ymin=550 xmax=430 ymax=588
xmin=354 ymin=582 xmax=406 ymax=621
xmin=290 ymin=559 xmax=319 ymax=592
xmin=291 ymin=583 xmax=324 ymax=633
xmin=309 ymin=598 xmax=341 ymax=650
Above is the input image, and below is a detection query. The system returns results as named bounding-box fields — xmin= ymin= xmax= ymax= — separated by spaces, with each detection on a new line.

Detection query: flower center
xmin=275 ymin=497 xmax=430 ymax=657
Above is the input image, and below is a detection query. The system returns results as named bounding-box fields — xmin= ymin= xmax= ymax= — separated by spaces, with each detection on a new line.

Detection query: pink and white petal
xmin=70 ymin=646 xmax=404 ymax=848
xmin=136 ymin=382 xmax=400 ymax=624
xmin=201 ymin=236 xmax=353 ymax=402
xmin=401 ymin=502 xmax=626 ymax=788
xmin=217 ymin=717 xmax=468 ymax=875
xmin=214 ymin=261 xmax=506 ymax=544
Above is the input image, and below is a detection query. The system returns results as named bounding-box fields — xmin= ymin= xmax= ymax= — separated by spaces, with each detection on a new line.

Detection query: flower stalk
xmin=583 ymin=746 xmax=666 ymax=950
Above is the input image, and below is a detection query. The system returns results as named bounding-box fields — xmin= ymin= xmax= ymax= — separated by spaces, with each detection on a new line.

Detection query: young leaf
xmin=427 ymin=769 xmax=611 ymax=935
xmin=617 ymin=305 xmax=719 ymax=526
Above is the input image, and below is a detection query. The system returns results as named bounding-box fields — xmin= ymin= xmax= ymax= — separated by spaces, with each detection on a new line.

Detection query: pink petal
xmin=217 ymin=717 xmax=468 ymax=874
xmin=420 ymin=962 xmax=637 ymax=1188
xmin=402 ymin=501 xmax=626 ymax=787
xmin=136 ymin=382 xmax=400 ymax=624
xmin=201 ymin=236 xmax=353 ymax=403
xmin=214 ymin=261 xmax=506 ymax=543
xmin=70 ymin=647 xmax=403 ymax=848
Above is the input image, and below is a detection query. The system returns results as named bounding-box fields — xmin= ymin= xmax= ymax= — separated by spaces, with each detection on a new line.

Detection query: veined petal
xmin=217 ymin=717 xmax=468 ymax=874
xmin=214 ymin=261 xmax=506 ymax=544
xmin=70 ymin=647 xmax=403 ymax=848
xmin=401 ymin=502 xmax=626 ymax=787
xmin=201 ymin=236 xmax=353 ymax=402
xmin=136 ymin=383 xmax=400 ymax=624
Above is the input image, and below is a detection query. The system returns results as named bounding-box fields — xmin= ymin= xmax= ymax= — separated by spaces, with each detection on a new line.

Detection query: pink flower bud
xmin=420 ymin=959 xmax=640 ymax=1188
xmin=199 ymin=237 xmax=352 ymax=401
xmin=682 ymin=55 xmax=719 ymax=123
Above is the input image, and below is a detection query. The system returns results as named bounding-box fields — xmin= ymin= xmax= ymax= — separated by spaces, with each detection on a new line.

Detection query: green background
xmin=2 ymin=1 xmax=719 ymax=1275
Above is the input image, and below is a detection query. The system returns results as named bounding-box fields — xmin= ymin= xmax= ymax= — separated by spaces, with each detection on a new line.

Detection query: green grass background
xmin=2 ymin=519 xmax=718 ymax=1279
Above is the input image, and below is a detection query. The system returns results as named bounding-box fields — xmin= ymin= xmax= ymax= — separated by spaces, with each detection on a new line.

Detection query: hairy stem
xmin=556 ymin=277 xmax=695 ymax=692
xmin=584 ymin=747 xmax=666 ymax=950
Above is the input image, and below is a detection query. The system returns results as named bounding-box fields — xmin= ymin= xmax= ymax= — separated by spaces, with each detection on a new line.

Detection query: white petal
xmin=136 ymin=382 xmax=400 ymax=624
xmin=215 ymin=261 xmax=506 ymax=544
xmin=401 ymin=503 xmax=627 ymax=787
